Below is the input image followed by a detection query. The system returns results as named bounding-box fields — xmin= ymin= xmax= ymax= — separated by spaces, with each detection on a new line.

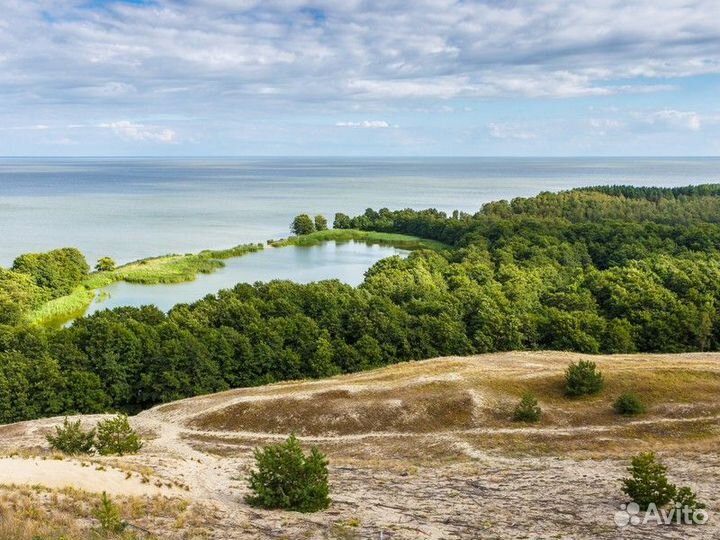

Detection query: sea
xmin=1 ymin=157 xmax=719 ymax=266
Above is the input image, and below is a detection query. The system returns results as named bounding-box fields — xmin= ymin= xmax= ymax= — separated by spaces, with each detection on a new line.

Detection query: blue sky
xmin=1 ymin=0 xmax=719 ymax=156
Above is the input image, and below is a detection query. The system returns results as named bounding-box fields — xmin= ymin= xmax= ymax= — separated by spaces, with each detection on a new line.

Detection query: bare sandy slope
xmin=1 ymin=351 xmax=719 ymax=539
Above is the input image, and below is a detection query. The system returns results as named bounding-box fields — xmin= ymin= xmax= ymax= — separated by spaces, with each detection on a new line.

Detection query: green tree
xmin=314 ymin=214 xmax=328 ymax=231
xmin=95 ymin=256 xmax=116 ymax=272
xmin=333 ymin=212 xmax=352 ymax=229
xmin=95 ymin=414 xmax=143 ymax=456
xmin=95 ymin=492 xmax=125 ymax=533
xmin=46 ymin=417 xmax=96 ymax=455
xmin=564 ymin=360 xmax=604 ymax=397
xmin=512 ymin=392 xmax=542 ymax=423
xmin=246 ymin=434 xmax=330 ymax=512
xmin=291 ymin=214 xmax=315 ymax=236
xmin=622 ymin=452 xmax=676 ymax=510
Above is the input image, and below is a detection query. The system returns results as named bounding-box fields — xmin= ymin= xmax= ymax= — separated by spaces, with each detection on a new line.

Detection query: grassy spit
xmin=29 ymin=243 xmax=264 ymax=326
xmin=271 ymin=228 xmax=450 ymax=251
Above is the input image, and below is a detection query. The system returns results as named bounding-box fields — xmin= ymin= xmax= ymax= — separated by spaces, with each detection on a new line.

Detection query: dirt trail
xmin=1 ymin=351 xmax=719 ymax=539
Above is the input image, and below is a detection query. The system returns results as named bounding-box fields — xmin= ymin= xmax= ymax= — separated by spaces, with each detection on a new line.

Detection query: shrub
xmin=95 ymin=257 xmax=116 ymax=272
xmin=512 ymin=392 xmax=542 ymax=423
xmin=674 ymin=486 xmax=706 ymax=518
xmin=613 ymin=392 xmax=646 ymax=415
xmin=246 ymin=434 xmax=330 ymax=512
xmin=564 ymin=360 xmax=604 ymax=397
xmin=46 ymin=418 xmax=95 ymax=455
xmin=622 ymin=452 xmax=676 ymax=510
xmin=95 ymin=492 xmax=124 ymax=533
xmin=95 ymin=414 xmax=143 ymax=456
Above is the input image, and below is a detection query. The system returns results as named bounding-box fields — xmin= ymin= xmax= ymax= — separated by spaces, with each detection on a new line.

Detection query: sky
xmin=1 ymin=0 xmax=719 ymax=156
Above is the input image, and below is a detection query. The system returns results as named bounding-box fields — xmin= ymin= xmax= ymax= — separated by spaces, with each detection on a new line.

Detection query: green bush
xmin=95 ymin=257 xmax=116 ymax=272
xmin=95 ymin=414 xmax=143 ymax=456
xmin=564 ymin=360 xmax=604 ymax=397
xmin=95 ymin=492 xmax=124 ymax=533
xmin=246 ymin=434 xmax=330 ymax=512
xmin=613 ymin=392 xmax=646 ymax=415
xmin=674 ymin=486 xmax=706 ymax=519
xmin=46 ymin=418 xmax=95 ymax=455
xmin=622 ymin=452 xmax=676 ymax=510
xmin=512 ymin=392 xmax=542 ymax=423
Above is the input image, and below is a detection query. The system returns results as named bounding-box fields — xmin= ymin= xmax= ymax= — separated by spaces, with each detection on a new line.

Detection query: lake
xmin=2 ymin=157 xmax=719 ymax=266
xmin=81 ymin=240 xmax=407 ymax=318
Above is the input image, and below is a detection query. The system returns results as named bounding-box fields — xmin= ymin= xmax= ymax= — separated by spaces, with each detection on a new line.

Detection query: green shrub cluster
xmin=246 ymin=434 xmax=330 ymax=513
xmin=622 ymin=452 xmax=705 ymax=519
xmin=564 ymin=360 xmax=604 ymax=397
xmin=46 ymin=414 xmax=142 ymax=456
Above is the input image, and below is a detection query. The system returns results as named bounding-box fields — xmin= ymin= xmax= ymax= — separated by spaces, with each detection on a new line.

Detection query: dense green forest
xmin=2 ymin=185 xmax=720 ymax=423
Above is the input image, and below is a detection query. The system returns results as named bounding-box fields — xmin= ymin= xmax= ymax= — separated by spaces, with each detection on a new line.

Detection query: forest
xmin=2 ymin=184 xmax=720 ymax=423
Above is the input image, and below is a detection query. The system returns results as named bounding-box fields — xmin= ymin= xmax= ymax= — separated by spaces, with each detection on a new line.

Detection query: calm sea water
xmin=1 ymin=157 xmax=719 ymax=266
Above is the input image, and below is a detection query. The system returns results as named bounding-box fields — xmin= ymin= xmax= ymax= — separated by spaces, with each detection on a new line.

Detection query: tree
xmin=512 ymin=392 xmax=542 ymax=422
xmin=333 ymin=212 xmax=352 ymax=229
xmin=246 ymin=434 xmax=330 ymax=512
xmin=613 ymin=392 xmax=645 ymax=415
xmin=291 ymin=214 xmax=315 ymax=236
xmin=314 ymin=214 xmax=328 ymax=231
xmin=95 ymin=257 xmax=116 ymax=272
xmin=95 ymin=413 xmax=143 ymax=456
xmin=564 ymin=360 xmax=604 ymax=397
xmin=46 ymin=417 xmax=96 ymax=455
xmin=622 ymin=452 xmax=676 ymax=510
xmin=95 ymin=492 xmax=124 ymax=533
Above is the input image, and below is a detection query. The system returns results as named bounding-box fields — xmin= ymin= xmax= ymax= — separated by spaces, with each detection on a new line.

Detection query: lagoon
xmin=80 ymin=240 xmax=406 ymax=318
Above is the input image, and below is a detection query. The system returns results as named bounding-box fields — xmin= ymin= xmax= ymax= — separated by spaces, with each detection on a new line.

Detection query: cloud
xmin=1 ymin=1 xmax=719 ymax=154
xmin=335 ymin=120 xmax=393 ymax=128
xmin=487 ymin=123 xmax=536 ymax=140
xmin=99 ymin=121 xmax=178 ymax=142
xmin=645 ymin=109 xmax=703 ymax=131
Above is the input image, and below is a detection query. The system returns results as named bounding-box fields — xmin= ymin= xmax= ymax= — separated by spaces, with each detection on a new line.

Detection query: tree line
xmin=2 ymin=184 xmax=720 ymax=423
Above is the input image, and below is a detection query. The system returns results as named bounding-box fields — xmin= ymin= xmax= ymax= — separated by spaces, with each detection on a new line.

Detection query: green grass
xmin=28 ymin=286 xmax=96 ymax=327
xmin=271 ymin=229 xmax=449 ymax=251
xmin=29 ymin=243 xmax=265 ymax=326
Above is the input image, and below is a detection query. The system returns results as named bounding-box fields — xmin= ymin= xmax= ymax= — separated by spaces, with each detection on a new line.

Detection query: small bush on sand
xmin=46 ymin=418 xmax=95 ymax=455
xmin=246 ymin=434 xmax=330 ymax=512
xmin=95 ymin=492 xmax=124 ymax=533
xmin=564 ymin=360 xmax=604 ymax=397
xmin=674 ymin=486 xmax=706 ymax=518
xmin=613 ymin=392 xmax=646 ymax=415
xmin=95 ymin=414 xmax=143 ymax=456
xmin=512 ymin=392 xmax=542 ymax=423
xmin=621 ymin=453 xmax=706 ymax=522
xmin=622 ymin=452 xmax=676 ymax=510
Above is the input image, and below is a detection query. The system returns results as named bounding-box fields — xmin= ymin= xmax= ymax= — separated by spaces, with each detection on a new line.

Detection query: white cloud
xmin=335 ymin=120 xmax=393 ymax=128
xmin=99 ymin=121 xmax=177 ymax=143
xmin=646 ymin=110 xmax=702 ymax=131
xmin=487 ymin=122 xmax=536 ymax=140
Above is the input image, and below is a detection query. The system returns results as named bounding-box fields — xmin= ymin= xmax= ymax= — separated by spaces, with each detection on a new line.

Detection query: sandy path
xmin=0 ymin=456 xmax=180 ymax=497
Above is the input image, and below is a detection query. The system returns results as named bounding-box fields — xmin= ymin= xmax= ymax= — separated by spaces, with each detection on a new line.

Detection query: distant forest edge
xmin=3 ymin=184 xmax=720 ymax=423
